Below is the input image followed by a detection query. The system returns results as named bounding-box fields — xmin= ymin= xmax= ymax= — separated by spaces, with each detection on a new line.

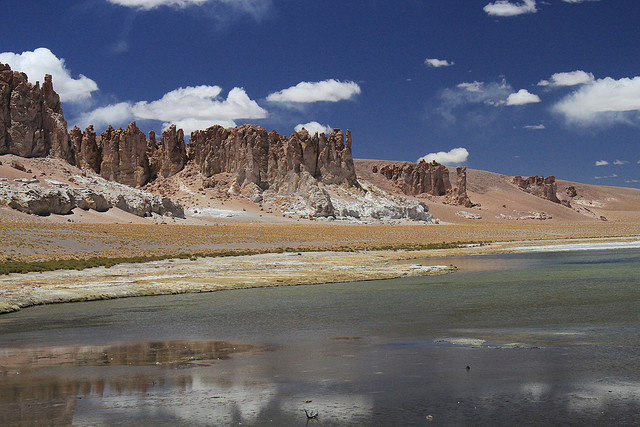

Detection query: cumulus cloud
xmin=0 ymin=48 xmax=98 ymax=103
xmin=524 ymin=124 xmax=545 ymax=129
xmin=267 ymin=79 xmax=361 ymax=103
xmin=553 ymin=76 xmax=640 ymax=124
xmin=562 ymin=0 xmax=599 ymax=3
xmin=538 ymin=70 xmax=595 ymax=87
xmin=132 ymin=86 xmax=266 ymax=122
xmin=294 ymin=121 xmax=333 ymax=135
xmin=506 ymin=89 xmax=541 ymax=106
xmin=483 ymin=0 xmax=537 ymax=17
xmin=418 ymin=147 xmax=469 ymax=165
xmin=167 ymin=118 xmax=237 ymax=134
xmin=613 ymin=160 xmax=629 ymax=165
xmin=425 ymin=58 xmax=454 ymax=68
xmin=595 ymin=160 xmax=609 ymax=166
xmin=594 ymin=174 xmax=618 ymax=180
xmin=76 ymin=102 xmax=134 ymax=129
xmin=76 ymin=85 xmax=266 ymax=135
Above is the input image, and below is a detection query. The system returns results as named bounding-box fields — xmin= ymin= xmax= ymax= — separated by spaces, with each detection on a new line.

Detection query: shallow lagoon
xmin=1 ymin=249 xmax=639 ymax=425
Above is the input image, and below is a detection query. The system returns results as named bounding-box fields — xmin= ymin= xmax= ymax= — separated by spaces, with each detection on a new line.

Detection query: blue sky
xmin=1 ymin=0 xmax=639 ymax=187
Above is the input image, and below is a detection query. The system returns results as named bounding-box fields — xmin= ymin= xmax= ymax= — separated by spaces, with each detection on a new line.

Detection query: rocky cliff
xmin=1 ymin=64 xmax=435 ymax=222
xmin=374 ymin=160 xmax=472 ymax=207
xmin=70 ymin=125 xmax=101 ymax=173
xmin=0 ymin=63 xmax=73 ymax=162
xmin=188 ymin=125 xmax=358 ymax=189
xmin=513 ymin=175 xmax=562 ymax=204
xmin=186 ymin=124 xmax=365 ymax=218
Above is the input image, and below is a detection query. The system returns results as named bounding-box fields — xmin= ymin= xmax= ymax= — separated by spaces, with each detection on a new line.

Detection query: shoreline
xmin=1 ymin=235 xmax=639 ymax=315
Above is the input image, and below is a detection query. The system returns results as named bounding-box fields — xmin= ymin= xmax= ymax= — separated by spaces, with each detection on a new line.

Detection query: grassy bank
xmin=0 ymin=241 xmax=471 ymax=275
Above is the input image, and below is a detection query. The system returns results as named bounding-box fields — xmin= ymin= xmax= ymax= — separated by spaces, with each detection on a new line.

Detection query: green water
xmin=0 ymin=249 xmax=639 ymax=426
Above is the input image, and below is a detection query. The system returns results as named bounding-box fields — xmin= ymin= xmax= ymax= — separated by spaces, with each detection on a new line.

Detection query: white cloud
xmin=613 ymin=160 xmax=629 ymax=165
xmin=132 ymin=86 xmax=266 ymax=122
xmin=425 ymin=58 xmax=454 ymax=68
xmin=0 ymin=48 xmax=98 ymax=103
xmin=562 ymin=0 xmax=599 ymax=3
xmin=506 ymin=89 xmax=541 ymax=106
xmin=524 ymin=124 xmax=545 ymax=129
xmin=553 ymin=76 xmax=640 ymax=124
xmin=594 ymin=174 xmax=618 ymax=180
xmin=418 ymin=147 xmax=469 ymax=165
xmin=484 ymin=0 xmax=537 ymax=17
xmin=267 ymin=79 xmax=361 ymax=103
xmin=595 ymin=160 xmax=609 ymax=166
xmin=166 ymin=119 xmax=236 ymax=135
xmin=76 ymin=86 xmax=266 ymax=134
xmin=538 ymin=70 xmax=595 ymax=87
xmin=438 ymin=80 xmax=513 ymax=122
xmin=76 ymin=103 xmax=133 ymax=129
xmin=294 ymin=121 xmax=332 ymax=135
xmin=457 ymin=81 xmax=485 ymax=92
xmin=449 ymin=80 xmax=512 ymax=104
xmin=105 ymin=0 xmax=208 ymax=10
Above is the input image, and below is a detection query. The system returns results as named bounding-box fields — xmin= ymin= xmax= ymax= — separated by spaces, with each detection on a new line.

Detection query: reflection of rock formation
xmin=0 ymin=340 xmax=257 ymax=373
xmin=0 ymin=340 xmax=261 ymax=426
xmin=376 ymin=160 xmax=473 ymax=207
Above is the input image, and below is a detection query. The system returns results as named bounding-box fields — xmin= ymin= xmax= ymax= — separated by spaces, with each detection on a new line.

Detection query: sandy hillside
xmin=354 ymin=159 xmax=640 ymax=224
xmin=2 ymin=154 xmax=639 ymax=226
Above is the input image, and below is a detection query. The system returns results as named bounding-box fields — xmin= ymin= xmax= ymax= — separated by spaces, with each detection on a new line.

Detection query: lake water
xmin=1 ymin=249 xmax=639 ymax=426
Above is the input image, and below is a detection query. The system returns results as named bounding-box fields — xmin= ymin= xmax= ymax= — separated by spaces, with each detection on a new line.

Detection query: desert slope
xmin=354 ymin=159 xmax=640 ymax=224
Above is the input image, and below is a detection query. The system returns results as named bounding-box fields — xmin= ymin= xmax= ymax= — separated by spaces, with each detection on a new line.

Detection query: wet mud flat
xmin=1 ymin=248 xmax=639 ymax=425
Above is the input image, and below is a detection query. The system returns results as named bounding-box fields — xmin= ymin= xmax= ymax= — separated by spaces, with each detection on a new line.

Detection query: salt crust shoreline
xmin=1 ymin=237 xmax=638 ymax=315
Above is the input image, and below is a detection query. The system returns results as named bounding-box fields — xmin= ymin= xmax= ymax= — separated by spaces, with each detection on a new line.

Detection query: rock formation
xmin=378 ymin=160 xmax=452 ymax=196
xmin=187 ymin=125 xmax=361 ymax=217
xmin=188 ymin=125 xmax=358 ymax=189
xmin=447 ymin=166 xmax=473 ymax=208
xmin=70 ymin=125 xmax=101 ymax=173
xmin=0 ymin=172 xmax=184 ymax=218
xmin=513 ymin=175 xmax=561 ymax=204
xmin=565 ymin=186 xmax=577 ymax=198
xmin=99 ymin=122 xmax=150 ymax=187
xmin=155 ymin=125 xmax=187 ymax=178
xmin=375 ymin=160 xmax=472 ymax=207
xmin=1 ymin=63 xmax=436 ymax=222
xmin=0 ymin=63 xmax=73 ymax=162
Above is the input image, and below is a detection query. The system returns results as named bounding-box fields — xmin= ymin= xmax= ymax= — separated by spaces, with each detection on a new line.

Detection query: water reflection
xmin=2 ymin=337 xmax=640 ymax=426
xmin=1 ymin=249 xmax=639 ymax=425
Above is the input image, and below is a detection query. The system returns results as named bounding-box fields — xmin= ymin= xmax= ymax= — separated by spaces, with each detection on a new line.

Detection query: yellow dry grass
xmin=1 ymin=221 xmax=639 ymax=262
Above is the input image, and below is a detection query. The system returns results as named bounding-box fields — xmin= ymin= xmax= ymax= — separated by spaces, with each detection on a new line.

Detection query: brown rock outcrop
xmin=0 ymin=63 xmax=73 ymax=161
xmin=42 ymin=74 xmax=74 ymax=163
xmin=99 ymin=122 xmax=150 ymax=187
xmin=376 ymin=160 xmax=472 ymax=207
xmin=378 ymin=160 xmax=452 ymax=196
xmin=513 ymin=175 xmax=560 ymax=204
xmin=157 ymin=125 xmax=187 ymax=178
xmin=188 ymin=124 xmax=359 ymax=191
xmin=447 ymin=166 xmax=473 ymax=208
xmin=70 ymin=125 xmax=101 ymax=173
